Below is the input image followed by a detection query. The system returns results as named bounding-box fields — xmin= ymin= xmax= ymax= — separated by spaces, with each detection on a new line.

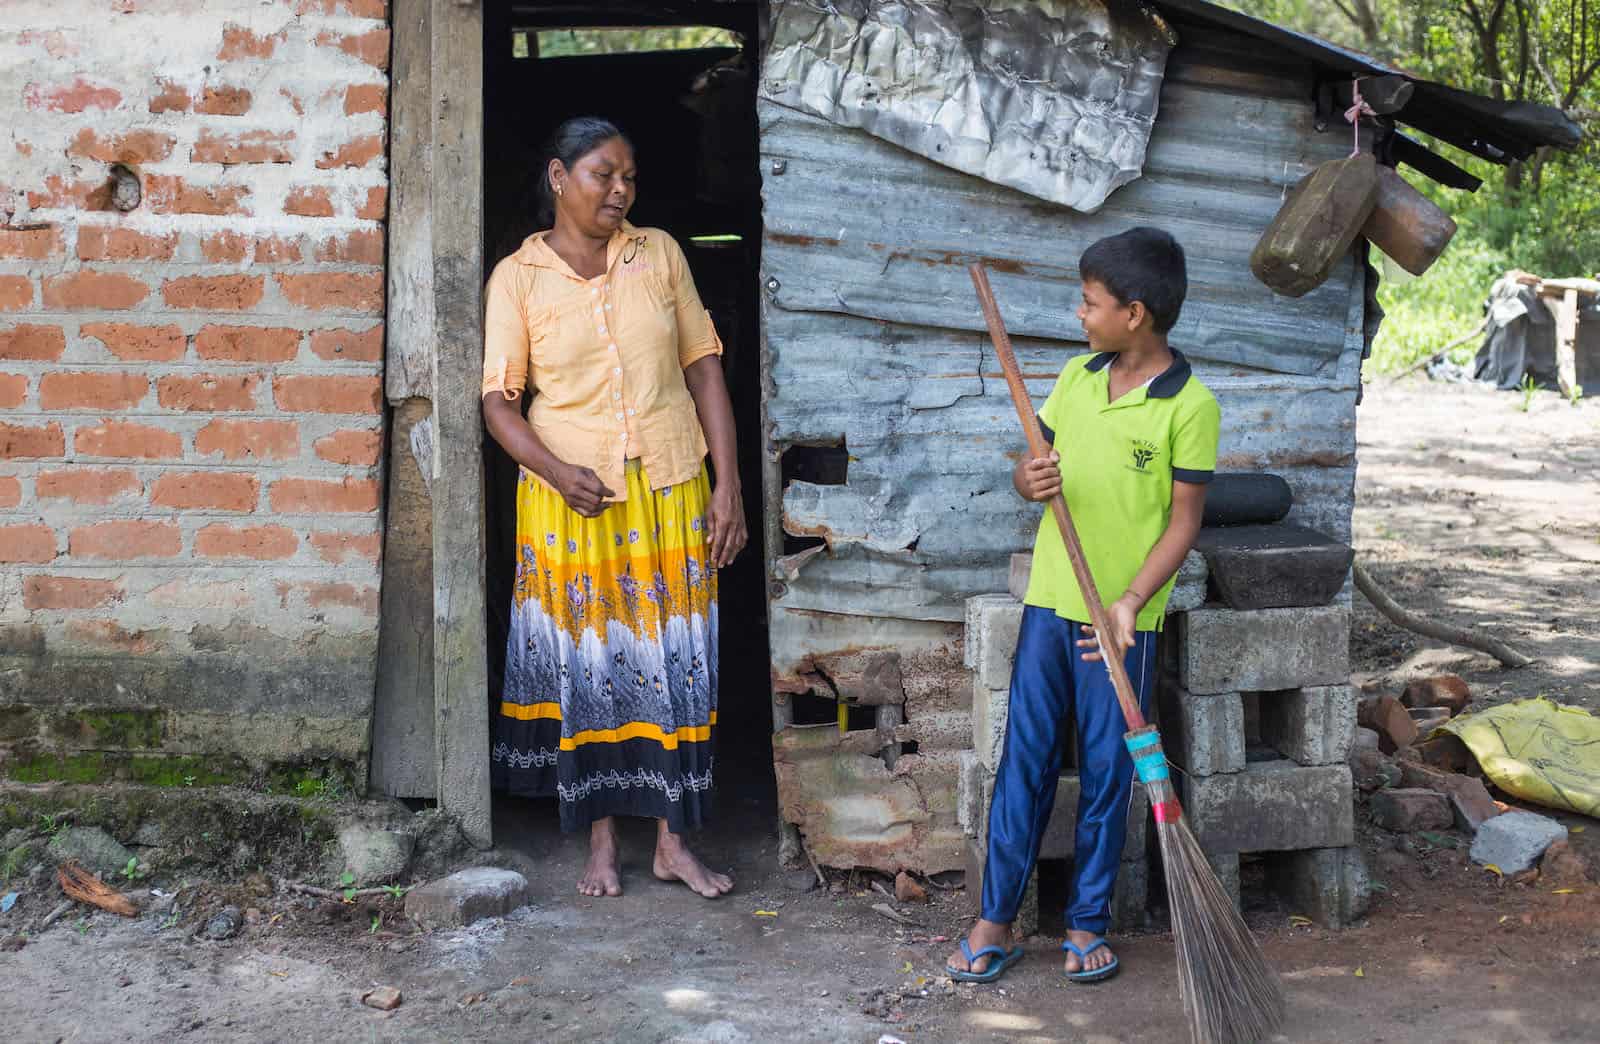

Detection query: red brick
xmin=0 ymin=277 xmax=34 ymax=311
xmin=269 ymin=476 xmax=379 ymax=513
xmin=41 ymin=270 xmax=149 ymax=310
xmin=195 ymin=419 xmax=298 ymax=461
xmin=284 ymin=580 xmax=378 ymax=613
xmin=149 ymin=79 xmax=190 ymax=113
xmin=192 ymin=128 xmax=294 ymax=165
xmin=0 ymin=523 xmax=56 ymax=562
xmin=279 ymin=87 xmax=307 ymax=117
xmin=196 ymin=85 xmax=252 ymax=116
xmin=0 ymin=422 xmax=65 ymax=458
xmin=0 ymin=225 xmax=64 ymax=260
xmin=0 ymin=475 xmax=20 ymax=507
xmin=313 ymin=428 xmax=381 ymax=465
xmin=150 ymin=471 xmax=260 ymax=511
xmin=161 ymin=274 xmax=264 ymax=311
xmin=316 ymin=134 xmax=383 ymax=170
xmin=356 ymin=186 xmax=387 ymax=220
xmin=26 ymin=175 xmax=113 ymax=213
xmin=0 ymin=374 xmax=23 ymax=408
xmin=0 ymin=325 xmax=66 ymax=361
xmin=296 ymin=0 xmax=388 ymax=16
xmin=273 ymin=375 xmax=381 ymax=414
xmin=39 ymin=372 xmax=149 ymax=411
xmin=275 ymin=273 xmax=382 ymax=312
xmin=36 ymin=467 xmax=142 ymax=504
xmin=195 ymin=325 xmax=300 ymax=363
xmin=69 ymin=519 xmax=181 ymax=558
xmin=66 ymin=127 xmax=175 ymax=164
xmin=200 ymin=231 xmax=248 ymax=263
xmin=317 ymin=28 xmax=391 ymax=70
xmin=195 ymin=523 xmax=296 ymax=559
xmin=81 ymin=323 xmax=185 ymax=362
xmin=285 ymin=186 xmax=334 ymax=218
xmin=75 ymin=420 xmax=182 ymax=459
xmin=76 ymin=226 xmax=178 ymax=261
xmin=145 ymin=176 xmax=251 ymax=216
xmin=343 ymin=83 xmax=387 ymax=115
xmin=255 ymin=236 xmax=302 ymax=263
xmin=218 ymin=25 xmax=282 ymax=60
xmin=66 ymin=620 xmax=155 ymax=654
xmin=314 ymin=228 xmax=383 ymax=265
xmin=23 ymin=78 xmax=120 ymax=113
xmin=156 ymin=373 xmax=261 ymax=412
xmin=308 ymin=529 xmax=381 ymax=563
xmin=308 ymin=324 xmax=382 ymax=362
xmin=24 ymin=575 xmax=123 ymax=610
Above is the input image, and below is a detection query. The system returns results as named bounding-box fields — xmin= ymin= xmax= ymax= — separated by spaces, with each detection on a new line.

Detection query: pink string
xmin=1345 ymin=78 xmax=1375 ymax=157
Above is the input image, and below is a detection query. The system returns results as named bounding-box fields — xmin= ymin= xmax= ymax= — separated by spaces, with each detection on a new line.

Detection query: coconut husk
xmin=57 ymin=860 xmax=138 ymax=917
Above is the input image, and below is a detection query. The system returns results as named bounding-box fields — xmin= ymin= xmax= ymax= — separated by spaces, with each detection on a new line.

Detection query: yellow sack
xmin=1440 ymin=697 xmax=1600 ymax=818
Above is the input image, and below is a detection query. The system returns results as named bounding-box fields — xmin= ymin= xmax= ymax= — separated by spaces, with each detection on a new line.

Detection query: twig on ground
xmin=870 ymin=902 xmax=919 ymax=927
xmin=277 ymin=879 xmax=397 ymax=901
xmin=869 ymin=879 xmax=894 ymax=900
xmin=39 ymin=899 xmax=75 ymax=931
xmin=802 ymin=841 xmax=827 ymax=889
xmin=1353 ymin=560 xmax=1536 ymax=668
xmin=1390 ymin=318 xmax=1488 ymax=380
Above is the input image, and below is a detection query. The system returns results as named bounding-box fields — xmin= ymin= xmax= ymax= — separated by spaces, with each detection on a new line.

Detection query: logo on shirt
xmin=1129 ymin=439 xmax=1159 ymax=473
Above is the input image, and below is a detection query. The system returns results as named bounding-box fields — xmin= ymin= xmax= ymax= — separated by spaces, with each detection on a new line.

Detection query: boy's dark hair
xmin=1078 ymin=227 xmax=1187 ymax=335
xmin=536 ymin=116 xmax=632 ymax=227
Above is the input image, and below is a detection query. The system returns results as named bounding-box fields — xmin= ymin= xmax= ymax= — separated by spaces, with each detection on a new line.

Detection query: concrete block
xmin=965 ymin=595 xmax=1023 ymax=691
xmin=1269 ymin=846 xmax=1370 ymax=928
xmin=1111 ymin=857 xmax=1150 ymax=933
xmin=956 ymin=750 xmax=994 ymax=837
xmin=1186 ymin=760 xmax=1354 ymax=854
xmin=1194 ymin=524 xmax=1353 ymax=610
xmin=1178 ymin=606 xmax=1349 ymax=695
xmin=965 ymin=836 xmax=1037 ymax=937
xmin=404 ymin=867 xmax=529 ymax=930
xmin=1204 ymin=850 xmax=1241 ymax=910
xmin=1258 ymin=684 xmax=1358 ymax=766
xmin=1469 ymin=810 xmax=1567 ymax=875
xmin=1159 ymin=685 xmax=1245 ymax=776
xmin=1039 ymin=776 xmax=1149 ymax=861
xmin=971 ymin=676 xmax=1009 ymax=773
xmin=1006 ymin=551 xmax=1205 ymax=613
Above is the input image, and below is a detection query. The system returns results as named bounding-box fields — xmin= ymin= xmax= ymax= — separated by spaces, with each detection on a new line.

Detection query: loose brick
xmin=150 ymin=471 xmax=260 ymax=511
xmin=314 ymin=428 xmax=381 ymax=465
xmin=0 ymin=523 xmax=56 ymax=562
xmin=0 ymin=374 xmax=24 ymax=408
xmin=65 ymin=619 xmax=154 ymax=654
xmin=0 ymin=324 xmax=66 ymax=361
xmin=0 ymin=225 xmax=64 ymax=260
xmin=0 ymin=421 xmax=66 ymax=458
xmin=23 ymin=78 xmax=120 ymax=113
xmin=70 ymin=519 xmax=182 ymax=559
xmin=195 ymin=418 xmax=298 ymax=461
xmin=285 ymin=186 xmax=335 ymax=218
xmin=344 ymin=83 xmax=387 ymax=115
xmin=37 ymin=467 xmax=142 ymax=504
xmin=297 ymin=0 xmax=388 ymax=16
xmin=218 ymin=25 xmax=282 ymax=60
xmin=161 ymin=274 xmax=264 ymax=311
xmin=149 ymin=79 xmax=191 ymax=113
xmin=77 ymin=226 xmax=179 ymax=262
xmin=270 ymin=476 xmax=380 ymax=513
xmin=66 ymin=127 xmax=176 ymax=164
xmin=74 ymin=420 xmax=182 ymax=460
xmin=157 ymin=373 xmax=261 ymax=412
xmin=196 ymin=325 xmax=300 ymax=363
xmin=192 ymin=128 xmax=294 ymax=165
xmin=309 ymin=529 xmax=381 ymax=563
xmin=23 ymin=575 xmax=123 ymax=610
xmin=275 ymin=272 xmax=383 ymax=312
xmin=317 ymin=28 xmax=391 ymax=70
xmin=196 ymin=85 xmax=252 ymax=116
xmin=39 ymin=372 xmax=148 ymax=411
xmin=316 ymin=134 xmax=383 ymax=170
xmin=0 ymin=475 xmax=21 ymax=507
xmin=145 ymin=176 xmax=250 ymax=217
xmin=315 ymin=228 xmax=384 ymax=265
xmin=308 ymin=324 xmax=382 ymax=362
xmin=274 ymin=375 xmax=381 ymax=414
xmin=196 ymin=523 xmax=297 ymax=559
xmin=0 ymin=277 xmax=36 ymax=311
xmin=42 ymin=271 xmax=149 ymax=310
xmin=356 ymin=186 xmax=387 ymax=220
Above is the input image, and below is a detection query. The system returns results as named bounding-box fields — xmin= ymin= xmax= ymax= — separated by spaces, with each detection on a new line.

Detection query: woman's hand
xmin=705 ymin=482 xmax=747 ymax=568
xmin=554 ymin=463 xmax=614 ymax=518
xmin=1076 ymin=595 xmax=1139 ymax=664
xmin=1018 ymin=451 xmax=1062 ymax=503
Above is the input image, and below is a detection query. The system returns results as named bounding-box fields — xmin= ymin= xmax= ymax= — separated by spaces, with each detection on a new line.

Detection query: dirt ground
xmin=4 ymin=378 xmax=1600 ymax=1044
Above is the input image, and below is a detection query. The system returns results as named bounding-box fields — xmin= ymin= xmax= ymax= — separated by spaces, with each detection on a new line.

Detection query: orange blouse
xmin=482 ymin=223 xmax=723 ymax=502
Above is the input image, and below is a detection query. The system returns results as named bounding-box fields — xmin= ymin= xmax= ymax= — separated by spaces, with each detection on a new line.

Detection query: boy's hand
xmin=1019 ymin=451 xmax=1062 ymax=502
xmin=1076 ymin=595 xmax=1139 ymax=664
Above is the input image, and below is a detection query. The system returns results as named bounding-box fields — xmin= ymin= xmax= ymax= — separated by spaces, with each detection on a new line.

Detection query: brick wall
xmin=0 ymin=1 xmax=391 ymax=786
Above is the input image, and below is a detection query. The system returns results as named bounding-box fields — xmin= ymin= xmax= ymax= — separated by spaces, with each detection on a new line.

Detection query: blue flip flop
xmin=1062 ymin=936 xmax=1120 ymax=983
xmin=945 ymin=938 xmax=1024 ymax=983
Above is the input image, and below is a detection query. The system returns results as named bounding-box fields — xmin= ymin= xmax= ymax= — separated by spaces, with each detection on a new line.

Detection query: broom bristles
xmin=1155 ymin=814 xmax=1285 ymax=1044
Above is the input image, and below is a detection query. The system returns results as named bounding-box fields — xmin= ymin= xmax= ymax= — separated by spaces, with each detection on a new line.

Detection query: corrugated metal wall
xmin=760 ymin=24 xmax=1364 ymax=872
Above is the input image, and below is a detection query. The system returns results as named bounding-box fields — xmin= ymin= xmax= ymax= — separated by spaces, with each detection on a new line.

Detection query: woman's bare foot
xmin=651 ymin=822 xmax=733 ymax=898
xmin=945 ymin=918 xmax=1012 ymax=975
xmin=1062 ymin=928 xmax=1115 ymax=974
xmin=577 ymin=818 xmax=622 ymax=897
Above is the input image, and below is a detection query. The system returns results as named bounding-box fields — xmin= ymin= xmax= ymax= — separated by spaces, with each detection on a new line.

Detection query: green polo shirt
xmin=1023 ymin=348 xmax=1220 ymax=631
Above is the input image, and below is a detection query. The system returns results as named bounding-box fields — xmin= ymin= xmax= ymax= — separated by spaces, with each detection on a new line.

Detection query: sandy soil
xmin=4 ymin=378 xmax=1599 ymax=1044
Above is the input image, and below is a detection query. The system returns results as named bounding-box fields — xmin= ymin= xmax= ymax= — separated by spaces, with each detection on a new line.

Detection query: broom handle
xmin=969 ymin=264 xmax=1148 ymax=733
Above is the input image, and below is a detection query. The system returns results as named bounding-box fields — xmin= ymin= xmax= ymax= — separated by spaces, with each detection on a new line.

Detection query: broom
xmin=969 ymin=264 xmax=1284 ymax=1044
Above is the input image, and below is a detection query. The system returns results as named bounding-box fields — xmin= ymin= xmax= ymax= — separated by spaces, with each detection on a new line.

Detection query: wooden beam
xmin=429 ymin=0 xmax=491 ymax=848
xmin=1554 ymin=287 xmax=1581 ymax=400
xmin=387 ymin=0 xmax=435 ymax=404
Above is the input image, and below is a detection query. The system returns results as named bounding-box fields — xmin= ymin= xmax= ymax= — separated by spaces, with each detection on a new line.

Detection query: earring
xmin=556 ymin=184 xmax=564 ymax=197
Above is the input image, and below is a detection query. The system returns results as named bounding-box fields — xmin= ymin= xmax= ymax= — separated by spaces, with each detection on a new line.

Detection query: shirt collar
xmin=512 ymin=222 xmax=639 ymax=272
xmin=1084 ymin=347 xmax=1192 ymax=399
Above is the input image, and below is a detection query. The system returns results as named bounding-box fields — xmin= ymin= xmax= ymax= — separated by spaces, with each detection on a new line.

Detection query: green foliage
xmin=119 ymin=856 xmax=144 ymax=882
xmin=523 ymin=26 xmax=739 ymax=59
xmin=1519 ymin=373 xmax=1539 ymax=411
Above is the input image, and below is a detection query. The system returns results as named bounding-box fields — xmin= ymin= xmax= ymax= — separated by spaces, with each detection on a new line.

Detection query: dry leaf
xmin=1289 ymin=915 xmax=1313 ymax=927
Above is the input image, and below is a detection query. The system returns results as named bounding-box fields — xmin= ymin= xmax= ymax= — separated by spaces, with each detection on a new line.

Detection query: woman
xmin=482 ymin=117 xmax=745 ymax=900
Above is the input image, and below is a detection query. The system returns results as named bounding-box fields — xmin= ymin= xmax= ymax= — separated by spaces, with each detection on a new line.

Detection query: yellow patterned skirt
xmin=491 ymin=459 xmax=717 ymax=832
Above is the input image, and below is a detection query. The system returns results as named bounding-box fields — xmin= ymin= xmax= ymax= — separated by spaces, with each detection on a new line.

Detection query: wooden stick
xmin=968 ymin=264 xmax=1146 ymax=733
xmin=1353 ymin=560 xmax=1535 ymax=668
xmin=1391 ymin=317 xmax=1487 ymax=379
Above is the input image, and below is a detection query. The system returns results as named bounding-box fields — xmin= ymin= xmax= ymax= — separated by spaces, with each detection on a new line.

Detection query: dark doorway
xmin=480 ymin=2 xmax=774 ymax=850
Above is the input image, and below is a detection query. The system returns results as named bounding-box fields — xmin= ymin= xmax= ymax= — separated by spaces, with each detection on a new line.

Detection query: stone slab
xmin=1469 ymin=810 xmax=1567 ymax=875
xmin=1179 ymin=606 xmax=1349 ymax=695
xmin=1039 ymin=776 xmax=1149 ymax=862
xmin=1194 ymin=524 xmax=1353 ymax=610
xmin=339 ymin=825 xmax=416 ymax=887
xmin=404 ymin=867 xmax=529 ymax=930
xmin=1267 ymin=846 xmax=1370 ymax=928
xmin=1186 ymin=760 xmax=1354 ymax=854
xmin=1258 ymin=684 xmax=1358 ymax=766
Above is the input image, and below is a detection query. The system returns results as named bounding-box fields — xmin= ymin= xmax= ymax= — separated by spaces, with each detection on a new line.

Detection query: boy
xmin=946 ymin=227 xmax=1219 ymax=984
